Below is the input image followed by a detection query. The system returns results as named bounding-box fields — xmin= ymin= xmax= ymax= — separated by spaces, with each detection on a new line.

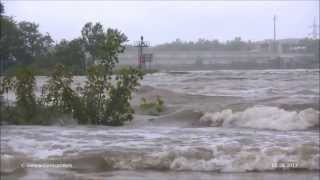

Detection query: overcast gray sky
xmin=3 ymin=0 xmax=319 ymax=45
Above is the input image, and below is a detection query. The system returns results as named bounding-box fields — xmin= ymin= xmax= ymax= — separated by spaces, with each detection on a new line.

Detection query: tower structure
xmin=134 ymin=36 xmax=150 ymax=69
xmin=310 ymin=17 xmax=318 ymax=39
xmin=273 ymin=15 xmax=277 ymax=53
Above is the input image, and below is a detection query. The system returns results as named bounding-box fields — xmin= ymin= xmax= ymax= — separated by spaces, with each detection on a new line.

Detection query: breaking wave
xmin=200 ymin=106 xmax=319 ymax=131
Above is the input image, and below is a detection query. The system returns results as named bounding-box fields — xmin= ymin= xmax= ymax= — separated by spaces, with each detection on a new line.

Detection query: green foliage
xmin=0 ymin=2 xmax=4 ymax=14
xmin=41 ymin=64 xmax=77 ymax=114
xmin=77 ymin=22 xmax=136 ymax=126
xmin=153 ymin=37 xmax=251 ymax=51
xmin=64 ymin=64 xmax=143 ymax=126
xmin=0 ymin=16 xmax=54 ymax=72
xmin=103 ymin=67 xmax=143 ymax=125
xmin=81 ymin=64 xmax=111 ymax=124
xmin=2 ymin=21 xmax=144 ymax=126
xmin=13 ymin=68 xmax=37 ymax=123
xmin=1 ymin=103 xmax=55 ymax=125
xmin=0 ymin=16 xmax=25 ymax=69
xmin=0 ymin=68 xmax=52 ymax=125
xmin=81 ymin=22 xmax=127 ymax=70
xmin=18 ymin=21 xmax=53 ymax=58
xmin=0 ymin=76 xmax=14 ymax=95
xmin=50 ymin=38 xmax=86 ymax=74
xmin=140 ymin=96 xmax=165 ymax=115
xmin=39 ymin=64 xmax=89 ymax=124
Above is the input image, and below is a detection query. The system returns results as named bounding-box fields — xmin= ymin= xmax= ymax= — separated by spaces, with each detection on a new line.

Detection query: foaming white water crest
xmin=200 ymin=106 xmax=319 ymax=130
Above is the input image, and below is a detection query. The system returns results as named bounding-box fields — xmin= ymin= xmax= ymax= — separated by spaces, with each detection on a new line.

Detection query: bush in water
xmin=41 ymin=64 xmax=85 ymax=124
xmin=0 ymin=68 xmax=57 ymax=125
xmin=14 ymin=68 xmax=37 ymax=124
xmin=103 ymin=67 xmax=143 ymax=125
xmin=140 ymin=96 xmax=165 ymax=115
xmin=41 ymin=64 xmax=77 ymax=114
xmin=77 ymin=22 xmax=143 ymax=126
xmin=80 ymin=65 xmax=143 ymax=125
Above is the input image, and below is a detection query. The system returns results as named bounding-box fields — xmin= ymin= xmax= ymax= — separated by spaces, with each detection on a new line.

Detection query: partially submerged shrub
xmin=103 ymin=67 xmax=143 ymax=125
xmin=81 ymin=65 xmax=143 ymax=125
xmin=41 ymin=64 xmax=78 ymax=114
xmin=40 ymin=64 xmax=88 ymax=125
xmin=0 ymin=76 xmax=14 ymax=119
xmin=140 ymin=96 xmax=165 ymax=115
xmin=14 ymin=68 xmax=37 ymax=123
xmin=0 ymin=76 xmax=14 ymax=96
xmin=39 ymin=63 xmax=143 ymax=126
xmin=81 ymin=64 xmax=111 ymax=124
xmin=0 ymin=68 xmax=56 ymax=125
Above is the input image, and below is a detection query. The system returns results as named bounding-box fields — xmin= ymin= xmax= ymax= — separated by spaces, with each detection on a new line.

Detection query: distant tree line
xmin=150 ymin=37 xmax=255 ymax=51
xmin=149 ymin=37 xmax=319 ymax=54
xmin=1 ymin=3 xmax=93 ymax=75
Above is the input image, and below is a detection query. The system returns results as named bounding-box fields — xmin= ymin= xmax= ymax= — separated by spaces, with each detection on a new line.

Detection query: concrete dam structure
xmin=117 ymin=49 xmax=318 ymax=70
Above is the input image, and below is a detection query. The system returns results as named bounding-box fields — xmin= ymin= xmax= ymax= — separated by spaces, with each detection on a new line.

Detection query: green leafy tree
xmin=18 ymin=21 xmax=53 ymax=59
xmin=51 ymin=38 xmax=86 ymax=74
xmin=0 ymin=76 xmax=15 ymax=122
xmin=0 ymin=15 xmax=53 ymax=72
xmin=79 ymin=22 xmax=142 ymax=126
xmin=103 ymin=67 xmax=143 ymax=125
xmin=0 ymin=16 xmax=25 ymax=70
xmin=13 ymin=68 xmax=37 ymax=123
xmin=41 ymin=64 xmax=88 ymax=124
xmin=42 ymin=64 xmax=77 ymax=114
xmin=81 ymin=22 xmax=127 ymax=69
xmin=1 ymin=21 xmax=143 ymax=126
xmin=81 ymin=22 xmax=105 ymax=67
xmin=98 ymin=28 xmax=127 ymax=67
xmin=0 ymin=2 xmax=4 ymax=14
xmin=0 ymin=76 xmax=14 ymax=96
xmin=82 ymin=64 xmax=110 ymax=124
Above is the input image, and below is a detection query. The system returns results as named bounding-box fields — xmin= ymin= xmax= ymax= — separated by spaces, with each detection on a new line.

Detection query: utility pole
xmin=310 ymin=17 xmax=318 ymax=39
xmin=273 ymin=15 xmax=277 ymax=53
xmin=134 ymin=36 xmax=150 ymax=69
xmin=273 ymin=15 xmax=277 ymax=41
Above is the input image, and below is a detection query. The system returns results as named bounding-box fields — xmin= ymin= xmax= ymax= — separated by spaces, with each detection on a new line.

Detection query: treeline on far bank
xmin=1 ymin=3 xmax=113 ymax=75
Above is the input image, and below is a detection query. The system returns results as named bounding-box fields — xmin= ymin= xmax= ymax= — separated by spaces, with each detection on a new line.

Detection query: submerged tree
xmin=41 ymin=64 xmax=77 ymax=114
xmin=82 ymin=64 xmax=110 ymax=124
xmin=80 ymin=22 xmax=142 ymax=126
xmin=14 ymin=68 xmax=37 ymax=123
xmin=103 ymin=67 xmax=143 ymax=126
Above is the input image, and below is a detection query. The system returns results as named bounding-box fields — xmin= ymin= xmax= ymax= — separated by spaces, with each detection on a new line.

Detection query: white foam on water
xmin=200 ymin=106 xmax=319 ymax=131
xmin=100 ymin=142 xmax=319 ymax=172
xmin=1 ymin=125 xmax=319 ymax=173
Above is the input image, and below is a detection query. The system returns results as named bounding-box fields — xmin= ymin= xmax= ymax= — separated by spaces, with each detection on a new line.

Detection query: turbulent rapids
xmin=200 ymin=106 xmax=319 ymax=131
xmin=1 ymin=126 xmax=319 ymax=173
xmin=1 ymin=69 xmax=319 ymax=180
